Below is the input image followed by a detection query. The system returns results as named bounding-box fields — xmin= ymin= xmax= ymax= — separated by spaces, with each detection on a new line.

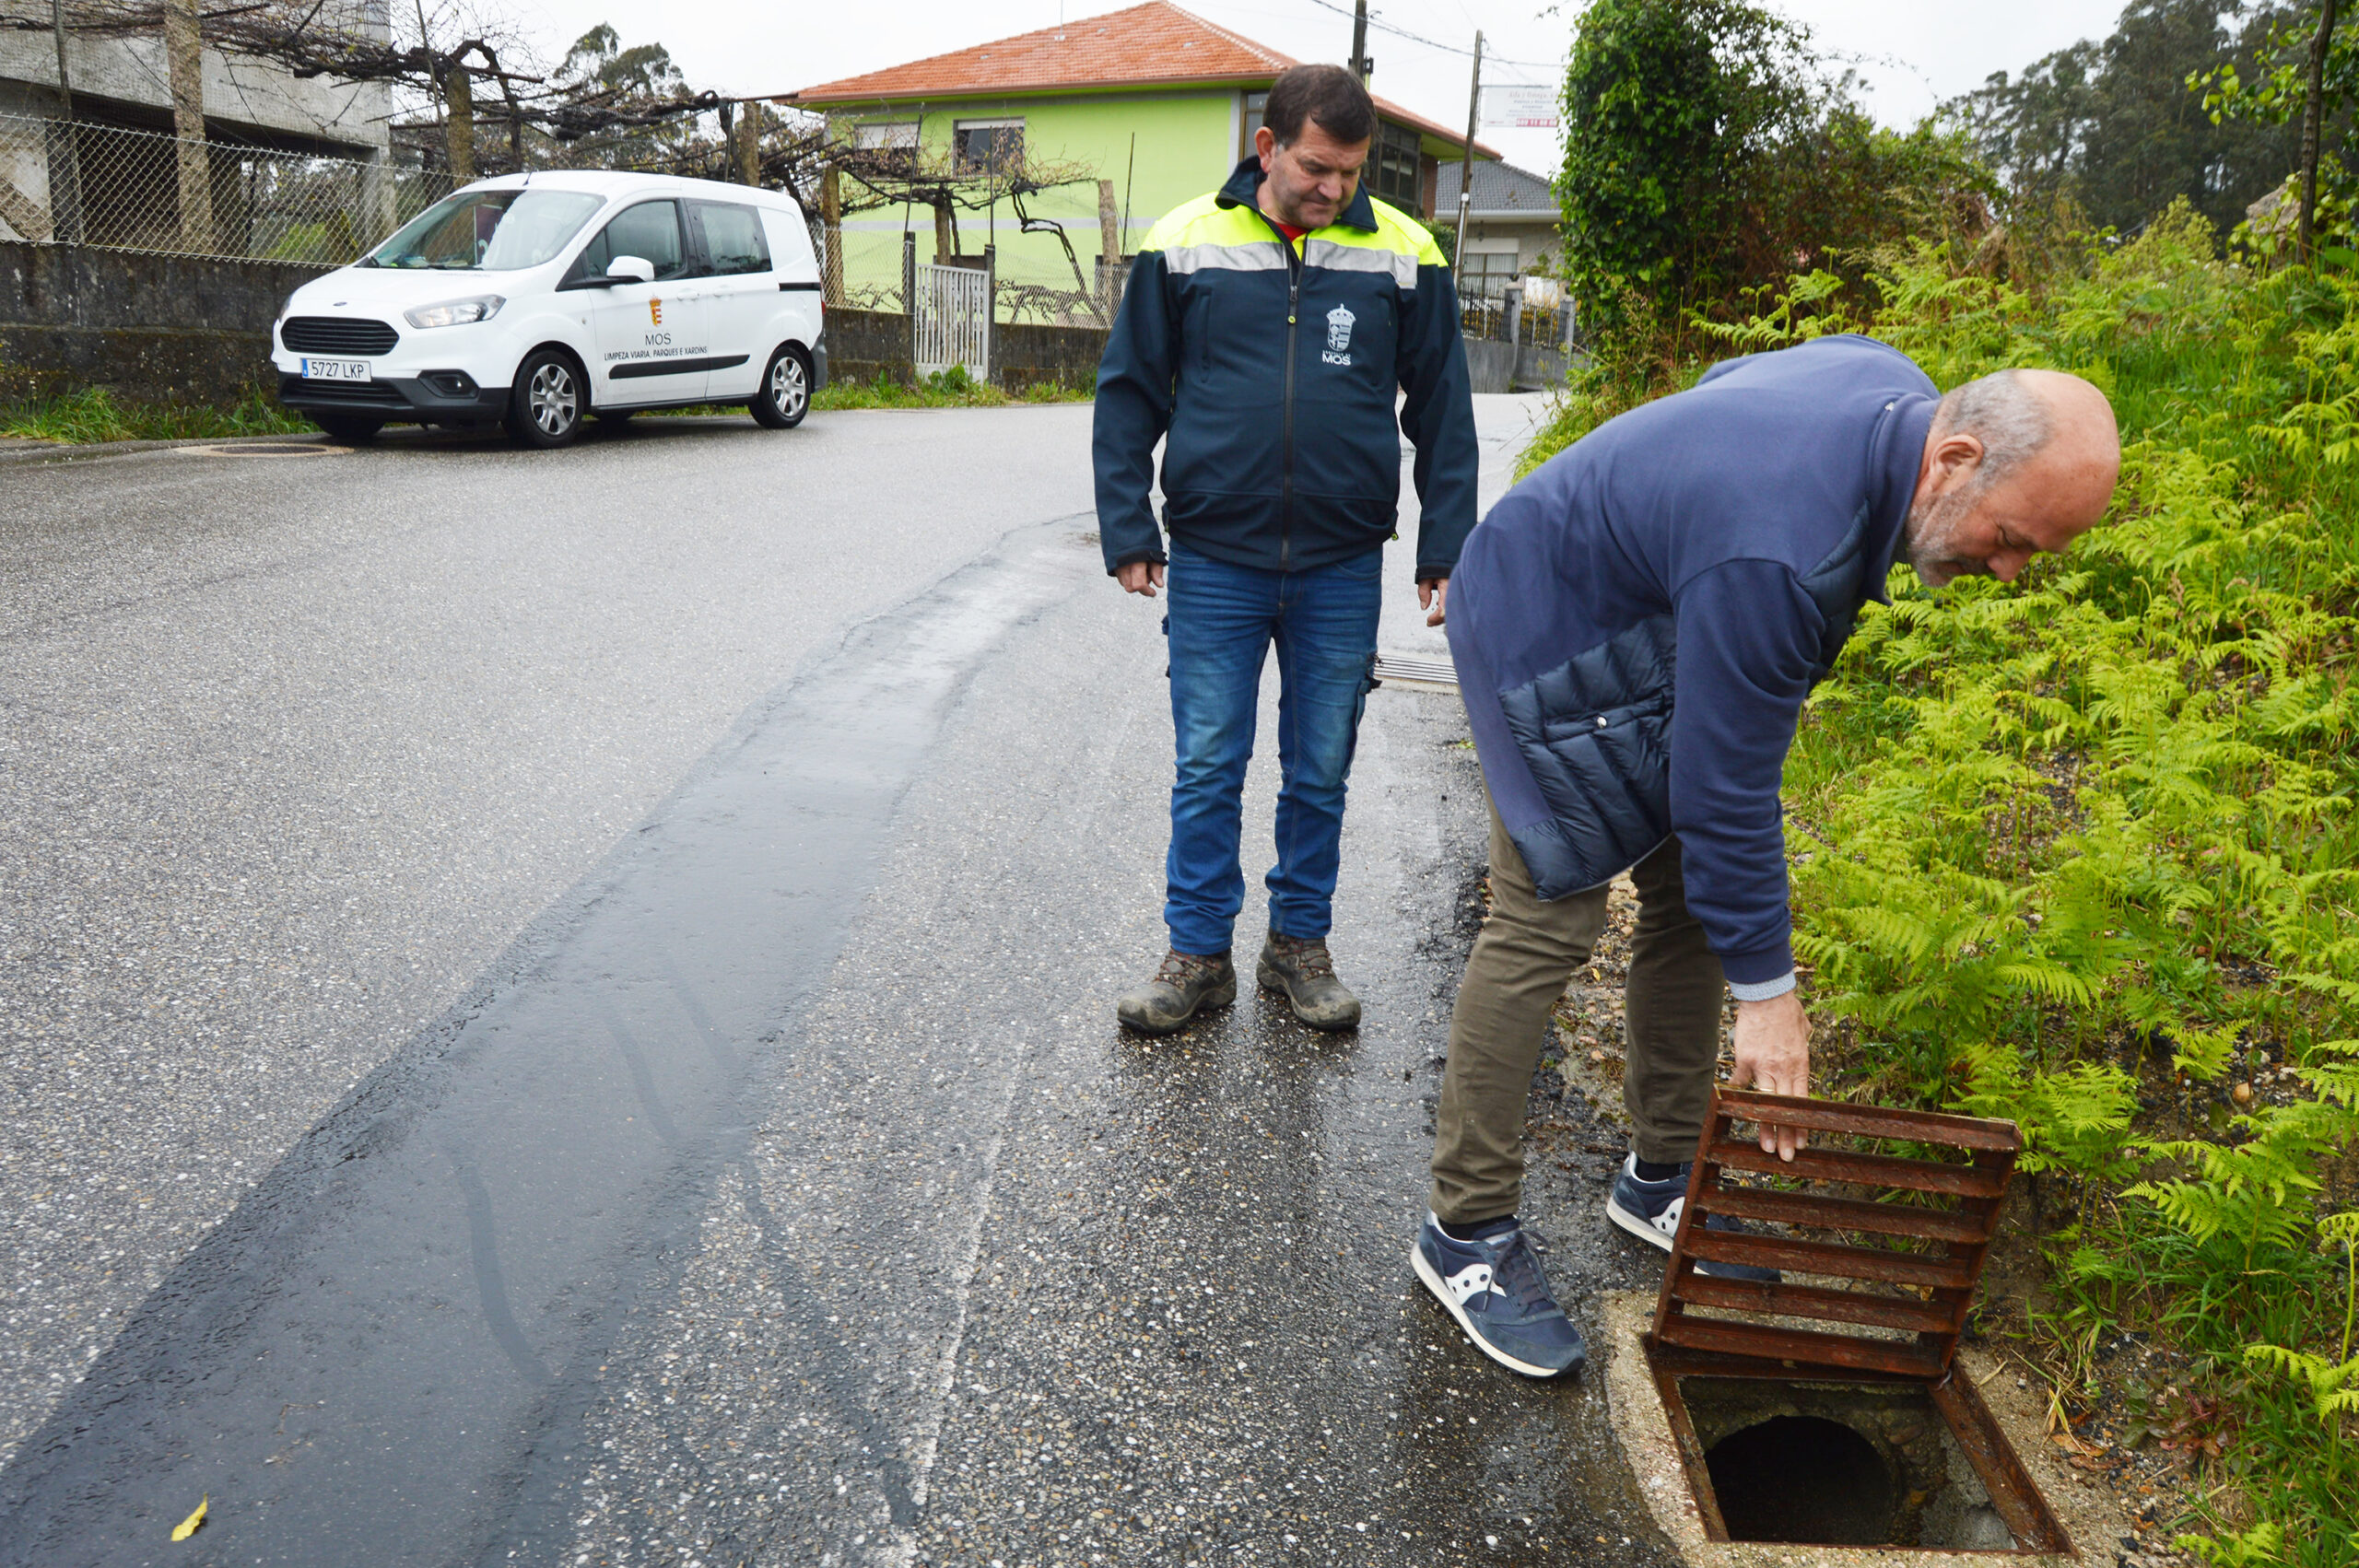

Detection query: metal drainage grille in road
xmin=1371 ymin=653 xmax=1457 ymax=691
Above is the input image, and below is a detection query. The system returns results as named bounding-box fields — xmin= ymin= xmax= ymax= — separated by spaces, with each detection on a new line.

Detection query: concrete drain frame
xmin=1638 ymin=1088 xmax=2072 ymax=1558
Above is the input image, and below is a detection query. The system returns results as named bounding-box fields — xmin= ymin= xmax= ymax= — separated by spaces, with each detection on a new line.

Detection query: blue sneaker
xmin=1411 ymin=1214 xmax=1588 ymax=1377
xmin=1605 ymin=1154 xmax=1781 ymax=1282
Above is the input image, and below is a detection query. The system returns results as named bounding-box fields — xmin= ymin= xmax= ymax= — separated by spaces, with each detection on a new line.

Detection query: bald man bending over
xmin=1409 ymin=336 xmax=2120 ymax=1378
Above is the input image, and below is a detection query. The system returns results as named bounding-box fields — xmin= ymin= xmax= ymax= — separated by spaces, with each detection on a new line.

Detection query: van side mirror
xmin=607 ymin=255 xmax=656 ymax=284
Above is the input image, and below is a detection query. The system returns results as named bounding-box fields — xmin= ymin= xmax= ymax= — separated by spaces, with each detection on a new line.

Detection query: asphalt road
xmin=0 ymin=400 xmax=1679 ymax=1566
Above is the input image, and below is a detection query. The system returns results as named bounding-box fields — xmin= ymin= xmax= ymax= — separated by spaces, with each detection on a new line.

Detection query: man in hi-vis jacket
xmin=1413 ymin=341 xmax=2120 ymax=1378
xmin=1094 ymin=63 xmax=1476 ymax=1036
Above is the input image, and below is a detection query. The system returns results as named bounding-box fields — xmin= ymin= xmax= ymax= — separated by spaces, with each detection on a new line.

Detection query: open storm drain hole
xmin=1706 ymin=1414 xmax=1895 ymax=1545
xmin=1680 ymin=1378 xmax=2021 ymax=1551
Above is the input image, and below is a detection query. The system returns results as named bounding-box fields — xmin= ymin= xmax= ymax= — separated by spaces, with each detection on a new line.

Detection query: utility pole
xmin=1455 ymin=30 xmax=1483 ymax=266
xmin=49 ymin=0 xmax=82 ymax=243
xmin=1349 ymin=0 xmax=1371 ymax=83
xmin=50 ymin=0 xmax=74 ymax=119
xmin=164 ymin=0 xmax=214 ymax=251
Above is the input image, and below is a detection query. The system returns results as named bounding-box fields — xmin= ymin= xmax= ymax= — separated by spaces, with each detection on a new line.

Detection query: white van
xmin=271 ymin=170 xmax=826 ymax=448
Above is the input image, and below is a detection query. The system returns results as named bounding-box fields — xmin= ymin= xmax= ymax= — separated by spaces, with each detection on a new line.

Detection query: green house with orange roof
xmin=780 ymin=0 xmax=1494 ymax=320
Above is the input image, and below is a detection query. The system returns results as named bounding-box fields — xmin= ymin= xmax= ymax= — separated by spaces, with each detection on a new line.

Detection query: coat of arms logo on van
xmin=1322 ymin=304 xmax=1355 ymax=367
xmin=649 ymin=298 xmax=664 ymax=326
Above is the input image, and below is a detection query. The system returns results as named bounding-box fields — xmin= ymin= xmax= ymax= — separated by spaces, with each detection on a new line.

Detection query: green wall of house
xmin=827 ymin=89 xmax=1243 ymax=322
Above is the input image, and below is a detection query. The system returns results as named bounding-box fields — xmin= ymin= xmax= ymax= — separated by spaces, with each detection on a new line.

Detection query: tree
xmin=1951 ymin=1 xmax=2301 ymax=240
xmin=2194 ymin=1 xmax=2359 ymax=252
xmin=1556 ymin=0 xmax=1988 ymax=349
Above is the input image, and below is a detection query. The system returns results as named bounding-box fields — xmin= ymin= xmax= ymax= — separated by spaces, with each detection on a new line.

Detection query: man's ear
xmin=1930 ymin=431 xmax=1985 ymax=491
xmin=1254 ymin=125 xmax=1277 ymax=168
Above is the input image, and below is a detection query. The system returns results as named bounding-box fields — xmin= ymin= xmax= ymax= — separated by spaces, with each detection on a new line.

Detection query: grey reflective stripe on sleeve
xmin=1727 ymin=970 xmax=1797 ymax=1003
xmin=1303 ymin=239 xmax=1418 ymax=287
xmin=1161 ymin=242 xmax=1290 ymax=275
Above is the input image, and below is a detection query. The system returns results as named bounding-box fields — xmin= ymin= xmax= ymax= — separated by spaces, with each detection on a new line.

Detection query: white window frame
xmin=953 ymin=117 xmax=1025 ymax=175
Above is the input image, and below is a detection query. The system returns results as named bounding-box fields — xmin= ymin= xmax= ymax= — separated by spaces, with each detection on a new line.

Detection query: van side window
xmin=568 ymin=200 xmax=690 ymax=283
xmin=693 ymin=203 xmax=772 ymax=276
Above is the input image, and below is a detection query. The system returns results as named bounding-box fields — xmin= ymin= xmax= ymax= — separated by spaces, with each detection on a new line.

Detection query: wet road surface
xmin=1 ymin=401 xmax=1683 ymax=1565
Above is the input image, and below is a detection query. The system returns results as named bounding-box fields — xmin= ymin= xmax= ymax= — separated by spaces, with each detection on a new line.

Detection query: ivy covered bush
xmin=1520 ymin=210 xmax=2359 ymax=1564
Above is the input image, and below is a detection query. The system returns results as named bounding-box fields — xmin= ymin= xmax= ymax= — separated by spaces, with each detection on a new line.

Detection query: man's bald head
xmin=1900 ymin=369 xmax=2121 ymax=588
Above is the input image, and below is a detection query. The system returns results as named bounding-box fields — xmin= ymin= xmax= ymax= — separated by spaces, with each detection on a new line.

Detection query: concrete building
xmin=781 ymin=0 xmax=1496 ymax=317
xmin=0 ymin=1 xmax=393 ymax=247
xmin=1436 ymin=158 xmax=1561 ymax=301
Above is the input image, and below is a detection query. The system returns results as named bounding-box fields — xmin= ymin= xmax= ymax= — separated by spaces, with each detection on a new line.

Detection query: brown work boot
xmin=1115 ymin=948 xmax=1238 ymax=1035
xmin=1257 ymin=930 xmax=1361 ymax=1030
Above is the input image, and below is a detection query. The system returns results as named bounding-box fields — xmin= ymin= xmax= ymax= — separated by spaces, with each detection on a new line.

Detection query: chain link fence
xmin=0 ymin=112 xmax=454 ymax=266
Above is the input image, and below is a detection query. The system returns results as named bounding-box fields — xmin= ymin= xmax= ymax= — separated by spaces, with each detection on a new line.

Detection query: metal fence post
xmin=981 ymin=243 xmax=995 ymax=386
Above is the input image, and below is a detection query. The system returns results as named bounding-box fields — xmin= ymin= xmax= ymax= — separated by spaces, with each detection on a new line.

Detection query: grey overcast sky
xmin=515 ymin=0 xmax=2133 ymax=177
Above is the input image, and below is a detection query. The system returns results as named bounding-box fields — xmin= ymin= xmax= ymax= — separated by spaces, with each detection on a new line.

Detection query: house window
xmin=954 ymin=118 xmax=1024 ymax=175
xmin=853 ymin=121 xmax=919 ymax=172
xmin=1369 ymin=120 xmax=1421 ymax=211
xmin=1458 ymin=248 xmax=1520 ymax=298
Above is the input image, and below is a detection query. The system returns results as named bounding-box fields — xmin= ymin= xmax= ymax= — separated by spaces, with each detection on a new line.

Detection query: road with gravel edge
xmin=0 ymin=399 xmax=1686 ymax=1567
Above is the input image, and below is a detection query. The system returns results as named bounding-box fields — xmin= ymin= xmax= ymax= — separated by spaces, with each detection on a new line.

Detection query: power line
xmin=1300 ymin=0 xmax=1560 ymax=69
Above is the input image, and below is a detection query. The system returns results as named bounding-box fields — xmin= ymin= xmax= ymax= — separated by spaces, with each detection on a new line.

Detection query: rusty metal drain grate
xmin=1643 ymin=1087 xmax=2071 ymax=1553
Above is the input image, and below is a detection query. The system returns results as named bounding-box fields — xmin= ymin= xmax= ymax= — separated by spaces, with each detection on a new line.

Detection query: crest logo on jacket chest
xmin=1322 ymin=304 xmax=1355 ymax=366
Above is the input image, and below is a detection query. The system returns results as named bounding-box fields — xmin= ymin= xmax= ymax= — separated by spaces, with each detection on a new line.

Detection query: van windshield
xmin=362 ymin=190 xmax=605 ymax=271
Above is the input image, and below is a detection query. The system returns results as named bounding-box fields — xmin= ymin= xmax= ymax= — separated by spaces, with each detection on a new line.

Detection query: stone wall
xmin=1464 ymin=337 xmax=1567 ymax=395
xmin=822 ymin=306 xmax=1107 ymax=393
xmin=0 ymin=241 xmax=324 ymax=403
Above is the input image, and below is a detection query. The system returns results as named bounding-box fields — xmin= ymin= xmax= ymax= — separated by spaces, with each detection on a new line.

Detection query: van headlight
xmin=405 ymin=295 xmax=506 ymax=329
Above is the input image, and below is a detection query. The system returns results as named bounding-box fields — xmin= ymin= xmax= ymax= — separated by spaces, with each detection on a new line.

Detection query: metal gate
xmin=912 ymin=262 xmax=991 ymax=380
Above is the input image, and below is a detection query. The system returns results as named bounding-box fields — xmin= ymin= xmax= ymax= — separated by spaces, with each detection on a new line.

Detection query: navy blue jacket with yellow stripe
xmin=1093 ymin=158 xmax=1480 ymax=579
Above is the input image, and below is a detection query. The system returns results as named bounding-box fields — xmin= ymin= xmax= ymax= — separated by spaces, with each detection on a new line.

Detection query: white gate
xmin=913 ymin=262 xmax=991 ymax=380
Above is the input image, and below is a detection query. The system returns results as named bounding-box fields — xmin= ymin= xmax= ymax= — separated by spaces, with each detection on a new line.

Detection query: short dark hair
xmin=1265 ymin=64 xmax=1376 ymax=148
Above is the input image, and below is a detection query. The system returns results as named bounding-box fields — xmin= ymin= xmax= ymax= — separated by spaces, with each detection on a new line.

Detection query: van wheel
xmin=750 ymin=345 xmax=811 ymax=428
xmin=506 ymin=350 xmax=583 ymax=448
xmin=315 ymin=414 xmax=382 ymax=444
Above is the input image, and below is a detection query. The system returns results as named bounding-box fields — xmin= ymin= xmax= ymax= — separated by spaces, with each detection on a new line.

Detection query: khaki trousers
xmin=1428 ymin=799 xmax=1727 ymax=1225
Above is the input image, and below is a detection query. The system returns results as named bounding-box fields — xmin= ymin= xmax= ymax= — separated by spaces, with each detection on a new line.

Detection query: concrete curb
xmin=1599 ymin=1290 xmax=2126 ymax=1567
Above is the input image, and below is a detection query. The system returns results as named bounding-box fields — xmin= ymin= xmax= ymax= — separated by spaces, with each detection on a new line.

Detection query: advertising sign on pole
xmin=1481 ymin=85 xmax=1559 ymax=129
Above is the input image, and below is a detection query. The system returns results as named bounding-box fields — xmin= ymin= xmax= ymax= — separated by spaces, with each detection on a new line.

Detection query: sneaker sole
xmin=1115 ymin=977 xmax=1238 ymax=1036
xmin=1254 ymin=965 xmax=1361 ymax=1031
xmin=1604 ymin=1193 xmax=1677 ymax=1253
xmin=1408 ymin=1242 xmax=1579 ymax=1379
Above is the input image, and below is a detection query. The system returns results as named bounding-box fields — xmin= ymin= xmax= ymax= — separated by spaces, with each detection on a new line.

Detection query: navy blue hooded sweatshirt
xmin=1447 ymin=334 xmax=1939 ymax=989
xmin=1093 ymin=158 xmax=1479 ymax=579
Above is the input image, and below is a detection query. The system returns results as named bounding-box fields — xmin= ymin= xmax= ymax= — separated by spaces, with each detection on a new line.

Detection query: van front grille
xmin=282 ymin=316 xmax=400 ymax=355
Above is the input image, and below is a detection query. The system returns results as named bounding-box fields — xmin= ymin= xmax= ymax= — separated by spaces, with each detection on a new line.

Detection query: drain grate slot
xmin=1370 ymin=653 xmax=1457 ymax=689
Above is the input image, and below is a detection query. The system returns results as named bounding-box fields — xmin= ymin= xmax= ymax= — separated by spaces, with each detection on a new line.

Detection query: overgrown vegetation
xmin=804 ymin=367 xmax=1091 ymax=410
xmin=0 ymin=385 xmax=311 ymax=444
xmin=1523 ymin=212 xmax=2359 ymax=1565
xmin=1950 ymin=0 xmax=2301 ymax=240
xmin=1555 ymin=0 xmax=1990 ymax=350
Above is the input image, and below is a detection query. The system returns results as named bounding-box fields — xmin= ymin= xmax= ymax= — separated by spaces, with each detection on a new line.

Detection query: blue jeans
xmin=1163 ymin=540 xmax=1383 ymax=956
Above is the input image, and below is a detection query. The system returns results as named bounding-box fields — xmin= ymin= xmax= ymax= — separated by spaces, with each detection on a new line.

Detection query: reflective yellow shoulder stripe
xmin=1299 ymin=196 xmax=1443 ymax=287
xmin=1142 ymin=194 xmax=1260 ymax=255
xmin=1145 ymin=198 xmax=1289 ymax=274
xmin=1370 ymin=197 xmax=1449 ymax=266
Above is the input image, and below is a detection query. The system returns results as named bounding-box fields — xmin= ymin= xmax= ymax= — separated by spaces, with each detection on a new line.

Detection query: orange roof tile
xmin=780 ymin=0 xmax=1494 ymax=156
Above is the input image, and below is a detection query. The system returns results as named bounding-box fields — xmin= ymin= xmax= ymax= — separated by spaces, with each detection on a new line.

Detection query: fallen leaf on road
xmin=170 ymin=1496 xmax=207 ymax=1541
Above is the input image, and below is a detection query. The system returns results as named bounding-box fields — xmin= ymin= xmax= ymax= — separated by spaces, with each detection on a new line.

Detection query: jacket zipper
xmin=1277 ymin=227 xmax=1301 ymax=572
